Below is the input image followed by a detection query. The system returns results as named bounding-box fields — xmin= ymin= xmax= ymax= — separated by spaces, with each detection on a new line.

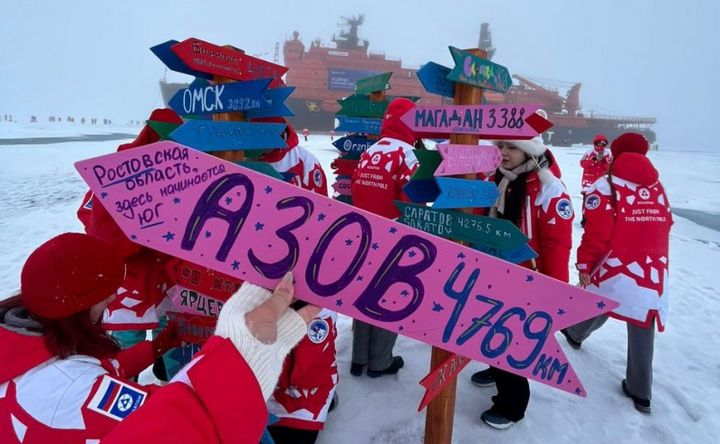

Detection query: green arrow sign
xmin=337 ymin=95 xmax=390 ymax=118
xmin=447 ymin=46 xmax=512 ymax=93
xmin=147 ymin=120 xmax=182 ymax=140
xmin=354 ymin=72 xmax=392 ymax=95
xmin=395 ymin=201 xmax=531 ymax=252
xmin=412 ymin=150 xmax=442 ymax=180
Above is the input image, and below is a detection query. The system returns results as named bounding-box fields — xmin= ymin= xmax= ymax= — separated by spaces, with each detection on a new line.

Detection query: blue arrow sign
xmin=433 ymin=177 xmax=499 ymax=209
xmin=403 ymin=179 xmax=441 ymax=203
xmin=335 ymin=116 xmax=381 ymax=134
xmin=169 ymin=120 xmax=287 ymax=152
xmin=245 ymin=86 xmax=296 ymax=119
xmin=168 ymin=78 xmax=271 ymax=116
xmin=417 ymin=62 xmax=455 ymax=98
xmin=150 ymin=40 xmax=212 ymax=80
xmin=474 ymin=242 xmax=537 ymax=264
xmin=332 ymin=136 xmax=372 ymax=154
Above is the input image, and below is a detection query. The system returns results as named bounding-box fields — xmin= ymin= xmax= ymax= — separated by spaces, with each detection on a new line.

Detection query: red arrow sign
xmin=171 ymin=38 xmax=288 ymax=84
xmin=417 ymin=353 xmax=471 ymax=411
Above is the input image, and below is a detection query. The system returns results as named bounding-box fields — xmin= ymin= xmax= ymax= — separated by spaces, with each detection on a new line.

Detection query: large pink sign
xmin=75 ymin=141 xmax=617 ymax=396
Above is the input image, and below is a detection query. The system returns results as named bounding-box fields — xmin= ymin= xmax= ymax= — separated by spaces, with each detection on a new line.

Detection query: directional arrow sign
xmin=417 ymin=62 xmax=455 ymax=98
xmin=335 ymin=116 xmax=381 ymax=134
xmin=147 ymin=120 xmax=182 ymax=141
xmin=354 ymin=72 xmax=392 ymax=95
xmin=395 ymin=202 xmax=531 ymax=252
xmin=171 ymin=38 xmax=288 ymax=83
xmin=332 ymin=177 xmax=352 ymax=196
xmin=76 ymin=141 xmax=619 ymax=396
xmin=332 ymin=136 xmax=372 ymax=154
xmin=435 ymin=144 xmax=501 ymax=176
xmin=151 ymin=40 xmax=212 ymax=80
xmin=433 ymin=177 xmax=499 ymax=209
xmin=418 ymin=353 xmax=471 ymax=411
xmin=169 ymin=120 xmax=286 ymax=152
xmin=412 ymin=150 xmax=442 ymax=180
xmin=403 ymin=179 xmax=440 ymax=203
xmin=244 ymin=86 xmax=296 ymax=119
xmin=168 ymin=78 xmax=270 ymax=116
xmin=474 ymin=242 xmax=537 ymax=264
xmin=401 ymin=104 xmax=553 ymax=140
xmin=447 ymin=46 xmax=512 ymax=93
xmin=337 ymin=95 xmax=389 ymax=118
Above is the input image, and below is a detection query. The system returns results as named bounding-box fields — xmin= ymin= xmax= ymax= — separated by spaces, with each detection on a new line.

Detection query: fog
xmin=2 ymin=0 xmax=718 ymax=150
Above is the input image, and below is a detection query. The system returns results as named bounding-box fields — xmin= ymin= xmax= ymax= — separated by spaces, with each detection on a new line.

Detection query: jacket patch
xmin=307 ymin=319 xmax=330 ymax=344
xmin=87 ymin=375 xmax=146 ymax=421
xmin=556 ymin=198 xmax=574 ymax=219
xmin=585 ymin=194 xmax=601 ymax=210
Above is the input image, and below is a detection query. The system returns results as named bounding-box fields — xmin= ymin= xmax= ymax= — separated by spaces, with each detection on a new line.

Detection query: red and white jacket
xmin=0 ymin=318 xmax=156 ymax=443
xmin=259 ymin=123 xmax=328 ymax=197
xmin=580 ymin=148 xmax=612 ymax=192
xmin=577 ymin=153 xmax=672 ymax=331
xmin=351 ymin=137 xmax=418 ymax=219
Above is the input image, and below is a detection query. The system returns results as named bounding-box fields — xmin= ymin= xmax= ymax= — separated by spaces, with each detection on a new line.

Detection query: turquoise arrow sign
xmin=169 ymin=120 xmax=286 ymax=152
xmin=433 ymin=177 xmax=499 ymax=209
xmin=395 ymin=201 xmax=531 ymax=252
xmin=447 ymin=46 xmax=512 ymax=93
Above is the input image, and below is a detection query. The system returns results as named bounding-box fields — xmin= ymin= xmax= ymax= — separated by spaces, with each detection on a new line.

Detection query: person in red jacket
xmin=562 ymin=132 xmax=672 ymax=414
xmin=469 ymin=134 xmax=574 ymax=429
xmin=0 ymin=233 xmax=179 ymax=444
xmin=580 ymin=134 xmax=612 ymax=192
xmin=348 ymin=97 xmax=420 ymax=379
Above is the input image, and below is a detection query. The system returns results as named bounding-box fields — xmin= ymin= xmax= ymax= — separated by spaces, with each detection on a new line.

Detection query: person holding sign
xmin=562 ymin=133 xmax=672 ymax=414
xmin=0 ymin=233 xmax=180 ymax=443
xmin=470 ymin=133 xmax=574 ymax=429
xmin=256 ymin=117 xmax=338 ymax=443
xmin=349 ymin=97 xmax=420 ymax=377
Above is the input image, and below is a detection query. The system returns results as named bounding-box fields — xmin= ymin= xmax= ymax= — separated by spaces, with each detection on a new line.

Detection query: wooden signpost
xmin=335 ymin=115 xmax=382 ymax=134
xmin=332 ymin=136 xmax=372 ymax=155
xmin=411 ymin=150 xmax=442 ymax=181
xmin=337 ymin=95 xmax=390 ymax=118
xmin=433 ymin=177 xmax=500 ymax=209
xmin=416 ymin=62 xmax=455 ymax=98
xmin=435 ymin=143 xmax=501 ymax=176
xmin=168 ymin=120 xmax=287 ymax=152
xmin=168 ymin=78 xmax=270 ymax=116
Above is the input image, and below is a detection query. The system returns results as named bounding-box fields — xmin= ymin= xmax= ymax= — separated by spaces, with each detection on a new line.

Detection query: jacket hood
xmin=380 ymin=98 xmax=417 ymax=146
xmin=118 ymin=108 xmax=184 ymax=152
xmin=611 ymin=152 xmax=659 ymax=186
xmin=0 ymin=306 xmax=52 ymax=383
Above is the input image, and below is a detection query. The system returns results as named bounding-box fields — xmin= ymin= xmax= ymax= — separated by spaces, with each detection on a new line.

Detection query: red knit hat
xmin=593 ymin=134 xmax=608 ymax=145
xmin=380 ymin=98 xmax=418 ymax=145
xmin=21 ymin=233 xmax=126 ymax=319
xmin=611 ymin=132 xmax=649 ymax=158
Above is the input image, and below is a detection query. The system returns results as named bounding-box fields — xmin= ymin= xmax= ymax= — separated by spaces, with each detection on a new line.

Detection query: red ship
xmin=281 ymin=16 xmax=656 ymax=146
xmin=160 ymin=16 xmax=656 ymax=146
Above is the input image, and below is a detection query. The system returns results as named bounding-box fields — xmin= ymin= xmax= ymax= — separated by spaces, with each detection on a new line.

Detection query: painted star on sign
xmin=255 ymin=222 xmax=264 ymax=231
xmin=231 ymin=260 xmax=240 ymax=270
xmin=162 ymin=231 xmax=175 ymax=241
xmin=265 ymin=186 xmax=273 ymax=194
xmin=173 ymin=197 xmax=181 ymax=204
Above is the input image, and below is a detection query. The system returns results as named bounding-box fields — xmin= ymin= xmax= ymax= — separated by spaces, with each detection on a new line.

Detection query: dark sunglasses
xmin=595 ymin=141 xmax=608 ymax=147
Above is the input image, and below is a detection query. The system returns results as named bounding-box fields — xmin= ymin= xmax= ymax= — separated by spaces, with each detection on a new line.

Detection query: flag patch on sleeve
xmin=87 ymin=375 xmax=147 ymax=421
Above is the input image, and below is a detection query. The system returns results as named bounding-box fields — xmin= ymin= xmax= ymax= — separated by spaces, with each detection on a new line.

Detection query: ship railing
xmin=588 ymin=112 xmax=657 ymax=124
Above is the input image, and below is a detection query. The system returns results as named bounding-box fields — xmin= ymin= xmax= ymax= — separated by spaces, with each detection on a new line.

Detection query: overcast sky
xmin=2 ymin=0 xmax=718 ymax=150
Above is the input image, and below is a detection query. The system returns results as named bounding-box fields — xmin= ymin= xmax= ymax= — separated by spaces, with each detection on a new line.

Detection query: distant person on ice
xmin=562 ymin=132 xmax=672 ymax=414
xmin=349 ymin=97 xmax=420 ymax=378
xmin=302 ymin=128 xmax=310 ymax=141
xmin=580 ymin=135 xmax=612 ymax=223
xmin=470 ymin=130 xmax=573 ymax=430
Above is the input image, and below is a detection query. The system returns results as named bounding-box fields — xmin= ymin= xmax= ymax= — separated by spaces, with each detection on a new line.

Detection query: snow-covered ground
xmin=1 ymin=125 xmax=718 ymax=443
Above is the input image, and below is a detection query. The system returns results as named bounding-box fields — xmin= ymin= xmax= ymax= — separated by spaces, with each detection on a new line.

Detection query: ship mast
xmin=332 ymin=15 xmax=368 ymax=50
xmin=478 ymin=23 xmax=496 ymax=60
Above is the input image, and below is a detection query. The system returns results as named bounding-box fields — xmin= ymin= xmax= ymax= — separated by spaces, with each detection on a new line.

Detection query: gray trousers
xmin=567 ymin=315 xmax=655 ymax=400
xmin=351 ymin=320 xmax=398 ymax=371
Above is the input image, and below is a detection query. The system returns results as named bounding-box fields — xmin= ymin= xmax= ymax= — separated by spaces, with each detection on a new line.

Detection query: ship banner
xmin=328 ymin=68 xmax=380 ymax=91
xmin=75 ymin=141 xmax=619 ymax=396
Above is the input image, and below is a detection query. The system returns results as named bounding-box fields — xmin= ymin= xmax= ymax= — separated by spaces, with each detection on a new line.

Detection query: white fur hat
xmin=495 ymin=135 xmax=547 ymax=158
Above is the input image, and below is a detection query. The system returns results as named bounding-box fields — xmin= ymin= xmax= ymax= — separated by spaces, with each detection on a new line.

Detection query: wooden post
xmin=368 ymin=90 xmax=386 ymax=142
xmin=212 ymin=47 xmax=245 ymax=162
xmin=423 ymin=48 xmax=485 ymax=444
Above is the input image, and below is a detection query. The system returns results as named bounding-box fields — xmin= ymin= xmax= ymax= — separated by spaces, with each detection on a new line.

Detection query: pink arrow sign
xmin=332 ymin=178 xmax=352 ymax=196
xmin=75 ymin=141 xmax=617 ymax=396
xmin=171 ymin=38 xmax=288 ymax=85
xmin=401 ymin=104 xmax=553 ymax=140
xmin=435 ymin=144 xmax=502 ymax=176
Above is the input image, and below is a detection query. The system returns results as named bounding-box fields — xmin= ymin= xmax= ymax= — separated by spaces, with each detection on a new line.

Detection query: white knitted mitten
xmin=214 ymin=282 xmax=307 ymax=400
